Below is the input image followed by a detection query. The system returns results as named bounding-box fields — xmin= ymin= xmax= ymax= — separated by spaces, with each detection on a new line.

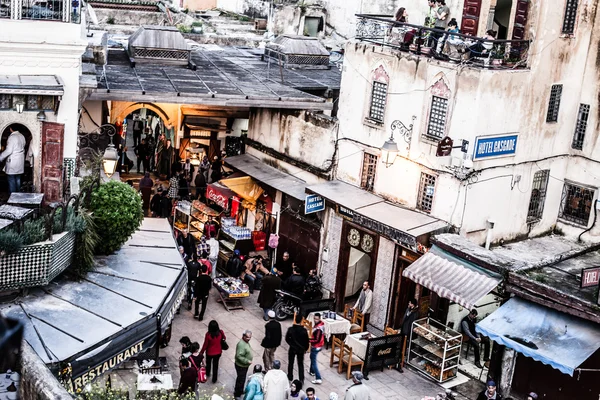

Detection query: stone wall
xmin=20 ymin=342 xmax=71 ymax=400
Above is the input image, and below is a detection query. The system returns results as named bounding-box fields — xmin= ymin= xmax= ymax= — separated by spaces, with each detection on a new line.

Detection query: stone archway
xmin=111 ymin=102 xmax=174 ymax=127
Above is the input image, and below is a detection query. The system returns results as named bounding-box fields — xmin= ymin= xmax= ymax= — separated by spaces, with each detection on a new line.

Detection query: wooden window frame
xmin=572 ymin=103 xmax=589 ymax=150
xmin=360 ymin=152 xmax=378 ymax=192
xmin=527 ymin=170 xmax=550 ymax=223
xmin=417 ymin=172 xmax=437 ymax=214
xmin=546 ymin=84 xmax=562 ymax=123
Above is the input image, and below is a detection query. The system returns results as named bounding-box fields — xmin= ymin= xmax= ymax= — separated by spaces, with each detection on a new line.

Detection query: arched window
xmin=367 ymin=65 xmax=389 ymax=123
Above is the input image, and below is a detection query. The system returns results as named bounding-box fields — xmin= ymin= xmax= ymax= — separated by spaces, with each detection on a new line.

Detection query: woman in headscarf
xmin=286 ymin=380 xmax=306 ymax=400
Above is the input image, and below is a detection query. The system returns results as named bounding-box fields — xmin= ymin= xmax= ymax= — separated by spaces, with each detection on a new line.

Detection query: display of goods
xmin=252 ymin=231 xmax=267 ymax=251
xmin=174 ymin=221 xmax=187 ymax=231
xmin=223 ymin=225 xmax=252 ymax=240
xmin=191 ymin=220 xmax=204 ymax=231
xmin=221 ymin=217 xmax=236 ymax=227
xmin=213 ymin=277 xmax=249 ymax=298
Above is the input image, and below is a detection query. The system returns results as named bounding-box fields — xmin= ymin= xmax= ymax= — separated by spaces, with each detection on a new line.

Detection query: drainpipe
xmin=485 ymin=220 xmax=495 ymax=250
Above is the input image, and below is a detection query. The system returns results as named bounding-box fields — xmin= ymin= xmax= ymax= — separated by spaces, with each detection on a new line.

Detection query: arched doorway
xmin=0 ymin=124 xmax=33 ymax=198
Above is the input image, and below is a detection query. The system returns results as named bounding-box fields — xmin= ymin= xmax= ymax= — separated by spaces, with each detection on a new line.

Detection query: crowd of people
xmin=388 ymin=0 xmax=499 ymax=60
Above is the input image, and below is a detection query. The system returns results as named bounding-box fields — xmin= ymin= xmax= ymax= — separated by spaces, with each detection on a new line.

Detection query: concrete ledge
xmin=20 ymin=342 xmax=72 ymax=400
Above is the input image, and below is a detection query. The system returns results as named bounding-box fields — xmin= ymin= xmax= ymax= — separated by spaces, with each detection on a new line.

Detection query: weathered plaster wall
xmin=248 ymin=108 xmax=337 ymax=175
xmin=335 ymin=0 xmax=600 ymax=244
xmin=218 ymin=0 xmax=269 ymax=18
xmin=20 ymin=342 xmax=72 ymax=400
xmin=94 ymin=9 xmax=168 ymax=26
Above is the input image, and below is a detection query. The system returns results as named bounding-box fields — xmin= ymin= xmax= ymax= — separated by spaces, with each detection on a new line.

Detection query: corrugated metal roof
xmin=225 ymin=154 xmax=307 ymax=200
xmin=402 ymin=245 xmax=501 ymax=310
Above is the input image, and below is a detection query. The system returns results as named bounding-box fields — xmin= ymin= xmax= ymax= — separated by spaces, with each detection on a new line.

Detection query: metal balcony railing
xmin=356 ymin=14 xmax=531 ymax=70
xmin=0 ymin=0 xmax=80 ymax=22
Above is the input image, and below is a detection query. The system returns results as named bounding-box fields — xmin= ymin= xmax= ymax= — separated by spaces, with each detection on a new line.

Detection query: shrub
xmin=0 ymin=230 xmax=24 ymax=254
xmin=22 ymin=218 xmax=47 ymax=245
xmin=177 ymin=24 xmax=192 ymax=33
xmin=70 ymin=208 xmax=100 ymax=277
xmin=191 ymin=21 xmax=203 ymax=27
xmin=89 ymin=180 xmax=143 ymax=255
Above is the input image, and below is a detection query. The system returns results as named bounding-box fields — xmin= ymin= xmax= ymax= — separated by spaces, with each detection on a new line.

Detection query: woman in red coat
xmin=201 ymin=320 xmax=226 ymax=383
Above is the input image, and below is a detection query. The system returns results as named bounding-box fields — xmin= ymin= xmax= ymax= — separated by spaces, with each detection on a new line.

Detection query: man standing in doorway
xmin=261 ymin=310 xmax=282 ymax=372
xmin=351 ymin=281 xmax=373 ymax=325
xmin=0 ymin=126 xmax=26 ymax=195
xmin=234 ymin=330 xmax=253 ymax=398
xmin=309 ymin=313 xmax=325 ymax=385
xmin=462 ymin=309 xmax=491 ymax=368
xmin=398 ymin=298 xmax=418 ymax=373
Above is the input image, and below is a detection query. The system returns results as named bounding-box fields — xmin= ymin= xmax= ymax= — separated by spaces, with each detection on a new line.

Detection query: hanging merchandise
xmin=268 ymin=233 xmax=279 ymax=249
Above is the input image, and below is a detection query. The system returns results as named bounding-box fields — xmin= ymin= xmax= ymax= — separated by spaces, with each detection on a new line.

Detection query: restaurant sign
xmin=581 ymin=267 xmax=600 ymax=288
xmin=473 ymin=134 xmax=518 ymax=160
xmin=353 ymin=213 xmax=417 ymax=250
xmin=371 ymin=342 xmax=399 ymax=362
xmin=305 ymin=194 xmax=325 ymax=214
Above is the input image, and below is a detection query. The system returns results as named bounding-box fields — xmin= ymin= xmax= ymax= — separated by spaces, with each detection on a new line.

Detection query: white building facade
xmin=0 ymin=1 xmax=86 ymax=200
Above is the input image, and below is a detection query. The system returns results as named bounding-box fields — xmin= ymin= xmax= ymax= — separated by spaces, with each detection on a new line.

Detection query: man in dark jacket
xmin=150 ymin=188 xmax=163 ymax=217
xmin=285 ymin=313 xmax=309 ymax=383
xmin=194 ymin=265 xmax=212 ymax=321
xmin=261 ymin=310 xmax=282 ymax=372
xmin=178 ymin=358 xmax=197 ymax=394
xmin=186 ymin=254 xmax=200 ymax=310
xmin=194 ymin=168 xmax=207 ymax=200
xmin=226 ymin=250 xmax=243 ymax=277
xmin=160 ymin=190 xmax=172 ymax=218
xmin=135 ymin=138 xmax=149 ymax=174
xmin=476 ymin=380 xmax=502 ymax=400
xmin=462 ymin=309 xmax=490 ymax=368
xmin=398 ymin=298 xmax=418 ymax=373
xmin=284 ymin=266 xmax=305 ymax=297
xmin=177 ymin=230 xmax=196 ymax=259
xmin=258 ymin=273 xmax=282 ymax=320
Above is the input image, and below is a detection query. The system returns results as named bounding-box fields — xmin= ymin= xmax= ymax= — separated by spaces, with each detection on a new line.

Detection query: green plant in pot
xmin=89 ymin=180 xmax=143 ymax=255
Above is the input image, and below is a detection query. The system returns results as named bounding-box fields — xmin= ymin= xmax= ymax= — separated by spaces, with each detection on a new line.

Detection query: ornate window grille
xmin=426 ymin=96 xmax=448 ymax=140
xmin=360 ymin=153 xmax=378 ymax=192
xmin=0 ymin=94 xmax=11 ymax=109
xmin=417 ymin=172 xmax=436 ymax=214
xmin=572 ymin=103 xmax=589 ymax=150
xmin=24 ymin=95 xmax=56 ymax=111
xmin=562 ymin=0 xmax=579 ymax=34
xmin=546 ymin=84 xmax=562 ymax=122
xmin=368 ymin=81 xmax=387 ymax=123
xmin=527 ymin=170 xmax=550 ymax=223
xmin=558 ymin=182 xmax=594 ymax=226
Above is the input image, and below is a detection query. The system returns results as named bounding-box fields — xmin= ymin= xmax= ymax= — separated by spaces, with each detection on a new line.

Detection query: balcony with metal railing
xmin=0 ymin=0 xmax=81 ymax=22
xmin=355 ymin=14 xmax=531 ymax=70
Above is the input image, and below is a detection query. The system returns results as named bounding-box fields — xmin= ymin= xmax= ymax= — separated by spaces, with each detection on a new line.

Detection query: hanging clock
xmin=361 ymin=234 xmax=374 ymax=253
xmin=347 ymin=228 xmax=360 ymax=247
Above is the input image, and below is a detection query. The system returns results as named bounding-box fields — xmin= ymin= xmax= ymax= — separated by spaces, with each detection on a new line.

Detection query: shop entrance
xmin=335 ymin=221 xmax=378 ymax=311
xmin=0 ymin=124 xmax=33 ymax=198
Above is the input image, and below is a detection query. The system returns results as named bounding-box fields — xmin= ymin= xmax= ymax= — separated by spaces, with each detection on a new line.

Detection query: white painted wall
xmin=0 ymin=17 xmax=86 ymax=187
xmin=334 ymin=0 xmax=600 ymax=244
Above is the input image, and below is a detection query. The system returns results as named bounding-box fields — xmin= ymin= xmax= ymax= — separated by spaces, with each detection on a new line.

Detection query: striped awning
xmin=402 ymin=245 xmax=502 ymax=310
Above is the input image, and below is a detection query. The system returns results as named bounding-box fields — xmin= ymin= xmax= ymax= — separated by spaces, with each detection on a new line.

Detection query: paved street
xmin=158 ymin=290 xmax=451 ymax=400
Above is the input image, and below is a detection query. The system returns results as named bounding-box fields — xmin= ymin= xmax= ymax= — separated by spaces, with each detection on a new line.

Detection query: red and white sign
xmin=206 ymin=185 xmax=229 ymax=209
xmin=581 ymin=267 xmax=600 ymax=288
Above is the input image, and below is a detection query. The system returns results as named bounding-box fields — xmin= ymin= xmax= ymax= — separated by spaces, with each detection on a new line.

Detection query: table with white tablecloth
xmin=344 ymin=332 xmax=377 ymax=360
xmin=307 ymin=311 xmax=352 ymax=340
xmin=137 ymin=373 xmax=174 ymax=391
xmin=0 ymin=371 xmax=19 ymax=400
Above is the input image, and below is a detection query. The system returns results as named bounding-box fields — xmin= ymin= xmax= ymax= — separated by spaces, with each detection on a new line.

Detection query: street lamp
xmin=381 ymin=135 xmax=399 ymax=168
xmin=102 ymin=126 xmax=118 ymax=178
xmin=381 ymin=117 xmax=416 ymax=168
xmin=14 ymin=101 xmax=24 ymax=114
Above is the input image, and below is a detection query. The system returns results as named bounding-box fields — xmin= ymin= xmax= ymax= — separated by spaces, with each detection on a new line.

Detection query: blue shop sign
xmin=473 ymin=134 xmax=518 ymax=160
xmin=305 ymin=194 xmax=325 ymax=214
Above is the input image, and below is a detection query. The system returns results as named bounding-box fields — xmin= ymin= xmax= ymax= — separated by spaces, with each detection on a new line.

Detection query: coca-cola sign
xmin=206 ymin=186 xmax=229 ymax=209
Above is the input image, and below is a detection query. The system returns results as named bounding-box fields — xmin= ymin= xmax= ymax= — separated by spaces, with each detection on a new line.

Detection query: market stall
xmin=213 ymin=277 xmax=250 ymax=311
xmin=189 ymin=200 xmax=220 ymax=241
xmin=173 ymin=200 xmax=191 ymax=233
xmin=408 ymin=318 xmax=462 ymax=383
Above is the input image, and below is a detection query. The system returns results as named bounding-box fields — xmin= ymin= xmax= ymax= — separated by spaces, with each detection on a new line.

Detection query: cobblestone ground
xmin=155 ymin=290 xmax=453 ymax=400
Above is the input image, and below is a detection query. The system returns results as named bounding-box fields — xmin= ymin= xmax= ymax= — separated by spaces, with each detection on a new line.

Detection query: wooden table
xmin=344 ymin=332 xmax=377 ymax=360
xmin=137 ymin=373 xmax=173 ymax=391
xmin=307 ymin=311 xmax=352 ymax=340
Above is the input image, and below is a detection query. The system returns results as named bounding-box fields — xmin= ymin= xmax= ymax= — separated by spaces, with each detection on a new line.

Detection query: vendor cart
xmin=213 ymin=277 xmax=249 ymax=311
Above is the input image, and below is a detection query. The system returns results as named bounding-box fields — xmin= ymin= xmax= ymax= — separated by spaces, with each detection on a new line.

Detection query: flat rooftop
xmin=88 ymin=43 xmax=341 ymax=110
